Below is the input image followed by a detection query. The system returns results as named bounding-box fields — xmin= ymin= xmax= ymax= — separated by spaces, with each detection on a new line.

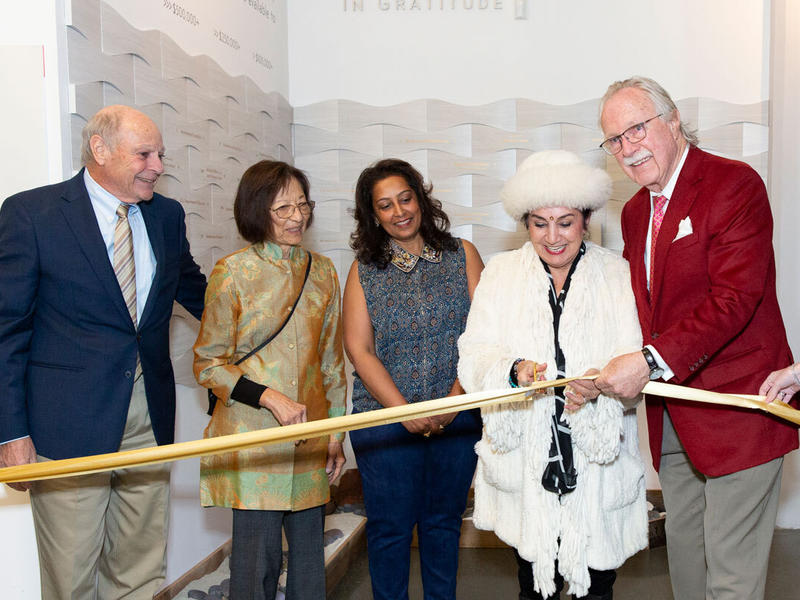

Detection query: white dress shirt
xmin=84 ymin=169 xmax=156 ymax=325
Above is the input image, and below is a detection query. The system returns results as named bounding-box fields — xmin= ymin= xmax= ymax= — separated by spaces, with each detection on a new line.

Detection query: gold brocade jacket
xmin=193 ymin=242 xmax=346 ymax=511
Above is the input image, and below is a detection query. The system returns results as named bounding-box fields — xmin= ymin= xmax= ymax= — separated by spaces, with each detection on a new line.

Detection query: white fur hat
xmin=500 ymin=150 xmax=612 ymax=221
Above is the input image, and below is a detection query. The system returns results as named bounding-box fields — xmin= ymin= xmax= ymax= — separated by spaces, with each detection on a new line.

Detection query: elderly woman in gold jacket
xmin=193 ymin=160 xmax=346 ymax=600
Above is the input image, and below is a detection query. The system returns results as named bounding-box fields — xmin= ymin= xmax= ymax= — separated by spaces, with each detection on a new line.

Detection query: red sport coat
xmin=621 ymin=145 xmax=797 ymax=477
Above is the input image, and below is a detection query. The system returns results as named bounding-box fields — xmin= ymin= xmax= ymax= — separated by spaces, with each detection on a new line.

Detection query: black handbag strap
xmin=206 ymin=251 xmax=312 ymax=416
xmin=234 ymin=250 xmax=312 ymax=366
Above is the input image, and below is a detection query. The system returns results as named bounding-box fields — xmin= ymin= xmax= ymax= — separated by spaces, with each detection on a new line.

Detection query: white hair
xmin=600 ymin=76 xmax=699 ymax=146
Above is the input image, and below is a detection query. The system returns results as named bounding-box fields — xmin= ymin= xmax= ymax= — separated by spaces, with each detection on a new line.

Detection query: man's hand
xmin=595 ymin=351 xmax=650 ymax=400
xmin=0 ymin=436 xmax=37 ymax=492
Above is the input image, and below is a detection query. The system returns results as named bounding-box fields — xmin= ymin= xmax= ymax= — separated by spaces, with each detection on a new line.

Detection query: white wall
xmin=289 ymin=0 xmax=769 ymax=106
xmin=0 ymin=2 xmax=70 ymax=597
xmin=769 ymin=0 xmax=800 ymax=528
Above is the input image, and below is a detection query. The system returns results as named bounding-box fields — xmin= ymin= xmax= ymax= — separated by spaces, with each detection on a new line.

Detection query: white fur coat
xmin=457 ymin=242 xmax=648 ymax=598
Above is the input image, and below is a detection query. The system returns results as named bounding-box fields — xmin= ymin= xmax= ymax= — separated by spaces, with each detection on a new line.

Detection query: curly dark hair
xmin=350 ymin=158 xmax=458 ymax=268
xmin=234 ymin=160 xmax=312 ymax=244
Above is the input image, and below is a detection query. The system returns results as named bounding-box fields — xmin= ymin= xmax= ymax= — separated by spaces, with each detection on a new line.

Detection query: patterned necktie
xmin=649 ymin=195 xmax=668 ymax=290
xmin=114 ymin=204 xmax=140 ymax=377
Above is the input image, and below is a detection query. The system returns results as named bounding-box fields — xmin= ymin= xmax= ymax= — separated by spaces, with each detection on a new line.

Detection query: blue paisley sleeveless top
xmin=351 ymin=240 xmax=470 ymax=413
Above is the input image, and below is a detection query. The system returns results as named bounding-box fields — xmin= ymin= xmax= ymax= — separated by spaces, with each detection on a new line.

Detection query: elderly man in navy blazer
xmin=0 ymin=105 xmax=206 ymax=598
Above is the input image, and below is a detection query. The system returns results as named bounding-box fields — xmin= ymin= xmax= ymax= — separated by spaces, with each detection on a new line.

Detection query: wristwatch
xmin=641 ymin=347 xmax=664 ymax=380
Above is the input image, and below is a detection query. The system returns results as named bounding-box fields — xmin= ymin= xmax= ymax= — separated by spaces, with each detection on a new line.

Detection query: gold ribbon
xmin=1 ymin=377 xmax=797 ymax=484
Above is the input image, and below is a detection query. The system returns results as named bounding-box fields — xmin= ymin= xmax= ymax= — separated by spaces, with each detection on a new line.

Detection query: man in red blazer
xmin=592 ymin=77 xmax=797 ymax=600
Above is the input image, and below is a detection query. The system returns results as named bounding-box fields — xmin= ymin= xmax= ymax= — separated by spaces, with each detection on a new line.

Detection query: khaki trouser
xmin=30 ymin=376 xmax=170 ymax=600
xmin=659 ymin=409 xmax=782 ymax=600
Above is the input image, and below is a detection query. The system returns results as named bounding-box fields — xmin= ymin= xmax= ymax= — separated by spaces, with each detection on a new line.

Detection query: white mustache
xmin=623 ymin=150 xmax=653 ymax=166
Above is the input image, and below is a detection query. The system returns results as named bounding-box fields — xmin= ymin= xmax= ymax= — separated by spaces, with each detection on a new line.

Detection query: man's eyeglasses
xmin=271 ymin=200 xmax=315 ymax=219
xmin=599 ymin=114 xmax=663 ymax=155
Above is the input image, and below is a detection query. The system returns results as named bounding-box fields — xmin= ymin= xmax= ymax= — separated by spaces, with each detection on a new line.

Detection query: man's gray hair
xmin=600 ymin=76 xmax=699 ymax=146
xmin=80 ymin=109 xmax=122 ymax=166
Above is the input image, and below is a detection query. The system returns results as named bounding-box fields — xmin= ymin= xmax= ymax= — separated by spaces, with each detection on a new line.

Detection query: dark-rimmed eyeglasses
xmin=271 ymin=200 xmax=315 ymax=219
xmin=599 ymin=114 xmax=663 ymax=155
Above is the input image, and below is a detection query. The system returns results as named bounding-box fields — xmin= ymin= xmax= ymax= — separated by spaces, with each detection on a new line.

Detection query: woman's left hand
xmin=564 ymin=368 xmax=601 ymax=412
xmin=759 ymin=363 xmax=800 ymax=403
xmin=326 ymin=441 xmax=346 ymax=483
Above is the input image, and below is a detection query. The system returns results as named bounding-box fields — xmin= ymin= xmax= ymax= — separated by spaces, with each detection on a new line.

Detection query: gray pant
xmin=659 ymin=409 xmax=782 ymax=600
xmin=230 ymin=505 xmax=325 ymax=600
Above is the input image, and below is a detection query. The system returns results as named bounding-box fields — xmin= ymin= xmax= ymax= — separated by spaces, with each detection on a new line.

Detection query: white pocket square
xmin=673 ymin=217 xmax=693 ymax=242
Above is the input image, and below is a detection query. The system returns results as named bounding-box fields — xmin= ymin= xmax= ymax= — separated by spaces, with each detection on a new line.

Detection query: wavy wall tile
xmin=72 ymin=81 xmax=127 ymax=123
xmin=427 ymin=99 xmax=517 ymax=131
xmin=68 ymin=0 xmax=101 ymax=45
xmin=68 ymin=27 xmax=134 ymax=99
xmin=200 ymin=56 xmax=247 ymax=105
xmin=447 ymin=200 xmax=517 ymax=232
xmin=133 ymin=56 xmax=186 ymax=111
xmin=429 ymin=175 xmax=472 ymax=208
xmin=294 ymin=124 xmax=383 ymax=157
xmin=306 ymin=177 xmax=356 ymax=203
xmin=309 ymin=199 xmax=353 ymax=234
xmin=340 ymin=100 xmax=429 ymax=131
xmin=293 ymin=100 xmax=341 ymax=131
xmin=472 ymin=224 xmax=529 ymax=259
xmin=295 ymin=150 xmax=376 ymax=185
xmin=516 ymin=98 xmax=600 ymax=130
xmin=382 ymin=125 xmax=472 ymax=156
xmin=159 ymin=35 xmax=206 ymax=87
xmin=700 ymin=122 xmax=770 ymax=157
xmin=101 ymin=3 xmax=161 ymax=69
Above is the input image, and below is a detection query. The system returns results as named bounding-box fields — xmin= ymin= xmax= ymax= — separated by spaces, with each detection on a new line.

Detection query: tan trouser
xmin=659 ymin=409 xmax=782 ymax=600
xmin=30 ymin=376 xmax=170 ymax=600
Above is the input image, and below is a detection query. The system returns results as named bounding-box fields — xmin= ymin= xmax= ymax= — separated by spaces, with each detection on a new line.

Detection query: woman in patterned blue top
xmin=343 ymin=159 xmax=484 ymax=599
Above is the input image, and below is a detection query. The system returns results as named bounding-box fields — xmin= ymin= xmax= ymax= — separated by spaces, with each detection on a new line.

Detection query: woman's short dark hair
xmin=350 ymin=158 xmax=458 ymax=268
xmin=234 ymin=160 xmax=312 ymax=244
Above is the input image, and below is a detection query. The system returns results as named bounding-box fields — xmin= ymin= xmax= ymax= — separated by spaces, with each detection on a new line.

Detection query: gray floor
xmin=329 ymin=529 xmax=798 ymax=599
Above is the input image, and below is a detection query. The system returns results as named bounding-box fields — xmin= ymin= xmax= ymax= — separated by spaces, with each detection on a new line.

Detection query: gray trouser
xmin=659 ymin=409 xmax=782 ymax=600
xmin=230 ymin=505 xmax=326 ymax=600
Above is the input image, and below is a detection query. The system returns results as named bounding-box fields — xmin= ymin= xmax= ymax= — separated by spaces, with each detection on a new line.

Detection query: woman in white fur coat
xmin=457 ymin=150 xmax=648 ymax=600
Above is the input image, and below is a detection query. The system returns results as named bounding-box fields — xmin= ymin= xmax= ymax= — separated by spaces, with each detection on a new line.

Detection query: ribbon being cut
xmin=1 ymin=377 xmax=798 ymax=484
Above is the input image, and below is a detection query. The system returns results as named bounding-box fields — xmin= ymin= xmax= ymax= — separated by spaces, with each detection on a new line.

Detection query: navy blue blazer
xmin=0 ymin=169 xmax=207 ymax=460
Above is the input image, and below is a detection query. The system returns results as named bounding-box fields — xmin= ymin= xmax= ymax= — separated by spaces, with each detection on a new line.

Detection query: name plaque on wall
xmin=343 ymin=0 xmax=528 ymax=18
